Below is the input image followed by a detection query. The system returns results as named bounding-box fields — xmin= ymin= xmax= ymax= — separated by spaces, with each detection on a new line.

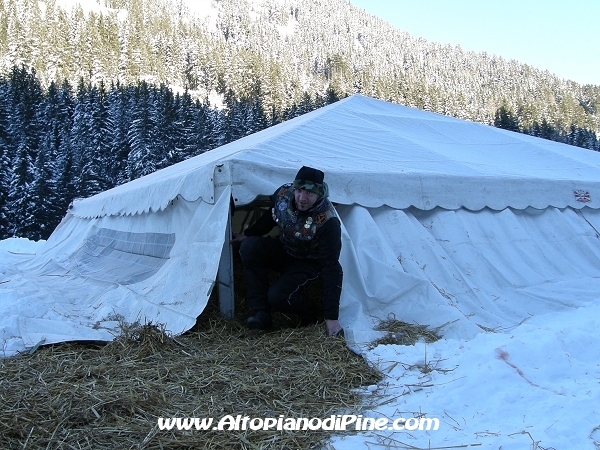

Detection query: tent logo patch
xmin=574 ymin=189 xmax=591 ymax=203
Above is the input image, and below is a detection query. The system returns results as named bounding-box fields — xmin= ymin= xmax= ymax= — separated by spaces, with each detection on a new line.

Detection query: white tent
xmin=2 ymin=94 xmax=600 ymax=356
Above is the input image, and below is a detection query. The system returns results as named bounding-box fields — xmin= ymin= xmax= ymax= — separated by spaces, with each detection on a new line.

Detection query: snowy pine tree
xmin=127 ymin=81 xmax=157 ymax=179
xmin=8 ymin=144 xmax=35 ymax=238
xmin=106 ymin=82 xmax=133 ymax=187
xmin=78 ymin=81 xmax=112 ymax=197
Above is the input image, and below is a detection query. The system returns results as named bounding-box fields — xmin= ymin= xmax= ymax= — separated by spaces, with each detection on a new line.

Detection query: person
xmin=231 ymin=166 xmax=343 ymax=337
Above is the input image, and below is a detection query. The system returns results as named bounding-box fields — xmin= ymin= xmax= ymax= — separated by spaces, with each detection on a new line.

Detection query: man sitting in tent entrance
xmin=232 ymin=166 xmax=344 ymax=337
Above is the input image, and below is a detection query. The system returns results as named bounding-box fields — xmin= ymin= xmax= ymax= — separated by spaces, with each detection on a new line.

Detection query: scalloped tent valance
xmin=71 ymin=94 xmax=600 ymax=219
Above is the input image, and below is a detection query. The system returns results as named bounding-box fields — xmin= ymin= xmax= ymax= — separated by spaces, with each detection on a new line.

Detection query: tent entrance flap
xmin=214 ymin=162 xmax=235 ymax=319
xmin=219 ymin=195 xmax=275 ymax=319
xmin=218 ymin=202 xmax=234 ymax=319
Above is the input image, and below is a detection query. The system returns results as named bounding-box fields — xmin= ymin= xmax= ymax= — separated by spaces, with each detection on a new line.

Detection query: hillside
xmin=2 ymin=0 xmax=599 ymax=142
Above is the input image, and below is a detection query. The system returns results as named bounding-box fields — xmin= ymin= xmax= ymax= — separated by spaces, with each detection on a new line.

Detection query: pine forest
xmin=1 ymin=0 xmax=599 ymax=241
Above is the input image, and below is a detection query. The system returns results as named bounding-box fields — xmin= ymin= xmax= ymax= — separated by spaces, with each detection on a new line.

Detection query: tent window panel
xmin=88 ymin=227 xmax=176 ymax=258
xmin=69 ymin=227 xmax=176 ymax=285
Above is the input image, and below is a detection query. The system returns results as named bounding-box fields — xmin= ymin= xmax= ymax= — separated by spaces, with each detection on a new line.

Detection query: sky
xmin=348 ymin=0 xmax=600 ymax=86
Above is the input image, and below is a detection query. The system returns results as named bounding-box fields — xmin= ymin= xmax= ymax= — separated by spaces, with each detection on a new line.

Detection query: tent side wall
xmin=338 ymin=204 xmax=600 ymax=352
xmin=1 ymin=184 xmax=232 ymax=356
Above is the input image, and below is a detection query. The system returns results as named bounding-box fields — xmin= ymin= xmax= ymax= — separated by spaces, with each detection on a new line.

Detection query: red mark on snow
xmin=495 ymin=348 xmax=526 ymax=377
xmin=495 ymin=348 xmax=542 ymax=388
xmin=494 ymin=348 xmax=566 ymax=396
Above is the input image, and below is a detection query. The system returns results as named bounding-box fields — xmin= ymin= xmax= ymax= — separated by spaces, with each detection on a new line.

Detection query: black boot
xmin=246 ymin=311 xmax=272 ymax=330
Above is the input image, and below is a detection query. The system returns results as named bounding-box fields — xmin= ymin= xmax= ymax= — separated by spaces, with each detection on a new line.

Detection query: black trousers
xmin=239 ymin=236 xmax=320 ymax=316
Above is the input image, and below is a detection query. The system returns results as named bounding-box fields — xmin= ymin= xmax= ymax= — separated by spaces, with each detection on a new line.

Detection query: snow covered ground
xmin=332 ymin=303 xmax=600 ymax=449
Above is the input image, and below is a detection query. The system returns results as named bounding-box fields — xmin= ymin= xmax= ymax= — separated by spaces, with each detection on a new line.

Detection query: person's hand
xmin=230 ymin=233 xmax=247 ymax=244
xmin=326 ymin=319 xmax=343 ymax=337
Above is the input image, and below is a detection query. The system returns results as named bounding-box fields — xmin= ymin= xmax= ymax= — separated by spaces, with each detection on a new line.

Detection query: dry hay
xmin=0 ymin=300 xmax=381 ymax=449
xmin=371 ymin=314 xmax=442 ymax=347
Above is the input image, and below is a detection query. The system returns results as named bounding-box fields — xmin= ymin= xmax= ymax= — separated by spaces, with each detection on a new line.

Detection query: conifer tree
xmin=54 ymin=145 xmax=78 ymax=220
xmin=70 ymin=79 xmax=93 ymax=197
xmin=29 ymin=146 xmax=55 ymax=240
xmin=152 ymin=84 xmax=179 ymax=170
xmin=51 ymin=79 xmax=77 ymax=216
xmin=247 ymin=96 xmax=268 ymax=135
xmin=223 ymin=90 xmax=247 ymax=144
xmin=193 ymin=98 xmax=222 ymax=154
xmin=6 ymin=66 xmax=43 ymax=161
xmin=4 ymin=66 xmax=44 ymax=237
xmin=78 ymin=81 xmax=112 ymax=197
xmin=0 ymin=78 xmax=10 ymax=238
xmin=127 ymin=81 xmax=156 ymax=179
xmin=34 ymin=81 xmax=67 ymax=238
xmin=106 ymin=82 xmax=132 ymax=186
xmin=176 ymin=90 xmax=202 ymax=159
xmin=8 ymin=144 xmax=35 ymax=238
xmin=494 ymin=102 xmax=520 ymax=132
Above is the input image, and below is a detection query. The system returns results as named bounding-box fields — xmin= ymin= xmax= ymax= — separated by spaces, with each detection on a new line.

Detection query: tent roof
xmin=71 ymin=94 xmax=600 ymax=218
